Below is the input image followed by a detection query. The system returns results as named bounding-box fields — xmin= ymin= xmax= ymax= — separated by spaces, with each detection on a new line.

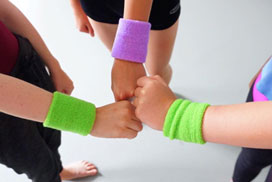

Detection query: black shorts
xmin=80 ymin=0 xmax=181 ymax=30
xmin=0 ymin=35 xmax=62 ymax=182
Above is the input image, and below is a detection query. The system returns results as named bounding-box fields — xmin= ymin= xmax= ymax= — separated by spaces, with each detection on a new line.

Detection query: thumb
xmin=137 ymin=76 xmax=152 ymax=87
xmin=151 ymin=75 xmax=167 ymax=86
xmin=87 ymin=23 xmax=95 ymax=37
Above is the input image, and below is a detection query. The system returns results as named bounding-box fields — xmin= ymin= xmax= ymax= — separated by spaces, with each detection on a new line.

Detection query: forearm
xmin=0 ymin=74 xmax=52 ymax=123
xmin=69 ymin=0 xmax=85 ymax=15
xmin=124 ymin=0 xmax=153 ymax=21
xmin=203 ymin=102 xmax=272 ymax=149
xmin=0 ymin=0 xmax=60 ymax=70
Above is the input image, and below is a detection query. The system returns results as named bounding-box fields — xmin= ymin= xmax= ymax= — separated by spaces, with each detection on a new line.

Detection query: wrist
xmin=70 ymin=0 xmax=81 ymax=8
xmin=70 ymin=0 xmax=85 ymax=15
xmin=111 ymin=19 xmax=151 ymax=63
xmin=44 ymin=92 xmax=96 ymax=136
xmin=163 ymin=99 xmax=210 ymax=144
xmin=47 ymin=58 xmax=61 ymax=74
xmin=114 ymin=58 xmax=143 ymax=66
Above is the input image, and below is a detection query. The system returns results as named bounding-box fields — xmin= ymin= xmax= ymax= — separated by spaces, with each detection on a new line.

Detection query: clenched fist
xmin=111 ymin=59 xmax=146 ymax=101
xmin=133 ymin=75 xmax=176 ymax=130
xmin=91 ymin=101 xmax=143 ymax=139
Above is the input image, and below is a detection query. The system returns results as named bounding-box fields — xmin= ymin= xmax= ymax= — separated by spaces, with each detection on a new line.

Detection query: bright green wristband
xmin=44 ymin=92 xmax=96 ymax=136
xmin=163 ymin=99 xmax=210 ymax=144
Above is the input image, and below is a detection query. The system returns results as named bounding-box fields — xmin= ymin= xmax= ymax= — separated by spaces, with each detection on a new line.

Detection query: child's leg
xmin=145 ymin=20 xmax=179 ymax=84
xmin=233 ymin=148 xmax=272 ymax=182
xmin=265 ymin=166 xmax=272 ymax=182
xmin=88 ymin=18 xmax=179 ymax=85
xmin=0 ymin=114 xmax=62 ymax=182
xmin=3 ymin=35 xmax=97 ymax=180
xmin=83 ymin=0 xmax=180 ymax=85
xmin=88 ymin=18 xmax=117 ymax=51
xmin=232 ymin=85 xmax=272 ymax=181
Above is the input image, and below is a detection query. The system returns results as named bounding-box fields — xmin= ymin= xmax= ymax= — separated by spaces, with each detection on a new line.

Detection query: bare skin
xmin=0 ymin=73 xmax=142 ymax=179
xmin=60 ymin=161 xmax=98 ymax=180
xmin=0 ymin=1 xmax=143 ymax=180
xmin=133 ymin=75 xmax=272 ymax=149
xmin=88 ymin=18 xmax=179 ymax=99
xmin=70 ymin=0 xmax=179 ymax=100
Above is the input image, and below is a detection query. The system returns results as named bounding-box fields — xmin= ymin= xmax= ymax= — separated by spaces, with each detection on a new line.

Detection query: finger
xmin=132 ymin=114 xmax=141 ymax=122
xmin=124 ymin=128 xmax=138 ymax=139
xmin=115 ymin=91 xmax=133 ymax=101
xmin=128 ymin=102 xmax=141 ymax=121
xmin=152 ymin=75 xmax=167 ymax=86
xmin=80 ymin=25 xmax=89 ymax=33
xmin=112 ymin=88 xmax=122 ymax=101
xmin=137 ymin=76 xmax=152 ymax=87
xmin=87 ymin=24 xmax=95 ymax=37
xmin=65 ymin=88 xmax=73 ymax=95
xmin=114 ymin=92 xmax=126 ymax=101
xmin=134 ymin=87 xmax=143 ymax=97
xmin=132 ymin=97 xmax=139 ymax=108
xmin=127 ymin=120 xmax=143 ymax=132
xmin=56 ymin=86 xmax=66 ymax=94
xmin=113 ymin=94 xmax=120 ymax=102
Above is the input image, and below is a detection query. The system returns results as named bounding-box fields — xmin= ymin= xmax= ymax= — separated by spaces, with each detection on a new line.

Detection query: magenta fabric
xmin=111 ymin=18 xmax=151 ymax=63
xmin=0 ymin=21 xmax=18 ymax=74
xmin=253 ymin=72 xmax=268 ymax=101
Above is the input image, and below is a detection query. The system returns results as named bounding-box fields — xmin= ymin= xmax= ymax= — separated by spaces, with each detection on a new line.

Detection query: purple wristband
xmin=111 ymin=18 xmax=151 ymax=63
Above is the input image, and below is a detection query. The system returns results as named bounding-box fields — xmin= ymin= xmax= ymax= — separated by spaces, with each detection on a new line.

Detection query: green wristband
xmin=163 ymin=99 xmax=210 ymax=144
xmin=44 ymin=92 xmax=96 ymax=136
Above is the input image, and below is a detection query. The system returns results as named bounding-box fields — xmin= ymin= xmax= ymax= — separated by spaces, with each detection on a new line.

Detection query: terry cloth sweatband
xmin=253 ymin=57 xmax=272 ymax=101
xmin=111 ymin=18 xmax=151 ymax=63
xmin=44 ymin=92 xmax=96 ymax=136
xmin=163 ymin=99 xmax=210 ymax=144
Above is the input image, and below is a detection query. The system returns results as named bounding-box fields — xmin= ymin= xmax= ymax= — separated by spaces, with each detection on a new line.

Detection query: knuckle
xmin=79 ymin=27 xmax=85 ymax=32
xmin=140 ymin=89 xmax=146 ymax=96
xmin=154 ymin=75 xmax=160 ymax=79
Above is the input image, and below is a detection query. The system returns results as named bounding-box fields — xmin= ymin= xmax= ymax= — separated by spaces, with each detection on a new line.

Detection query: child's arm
xmin=0 ymin=73 xmax=142 ymax=138
xmin=0 ymin=73 xmax=52 ymax=122
xmin=202 ymin=102 xmax=272 ymax=149
xmin=69 ymin=0 xmax=94 ymax=36
xmin=133 ymin=75 xmax=272 ymax=149
xmin=111 ymin=0 xmax=153 ymax=101
xmin=123 ymin=0 xmax=153 ymax=21
xmin=0 ymin=0 xmax=74 ymax=94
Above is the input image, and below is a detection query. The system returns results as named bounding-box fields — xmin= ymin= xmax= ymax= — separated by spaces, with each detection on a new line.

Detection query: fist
xmin=50 ymin=67 xmax=74 ymax=95
xmin=91 ymin=101 xmax=143 ymax=139
xmin=133 ymin=75 xmax=176 ymax=130
xmin=111 ymin=59 xmax=146 ymax=101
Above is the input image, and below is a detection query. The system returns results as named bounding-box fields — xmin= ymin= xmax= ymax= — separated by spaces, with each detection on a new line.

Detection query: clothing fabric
xmin=80 ymin=0 xmax=181 ymax=30
xmin=254 ymin=57 xmax=272 ymax=101
xmin=44 ymin=91 xmax=96 ymax=136
xmin=163 ymin=99 xmax=209 ymax=144
xmin=0 ymin=35 xmax=62 ymax=182
xmin=232 ymin=83 xmax=272 ymax=182
xmin=111 ymin=18 xmax=151 ymax=63
xmin=0 ymin=21 xmax=19 ymax=74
